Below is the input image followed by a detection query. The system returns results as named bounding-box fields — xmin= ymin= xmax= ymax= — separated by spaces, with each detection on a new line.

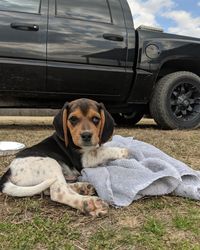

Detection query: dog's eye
xmin=69 ymin=116 xmax=79 ymax=125
xmin=92 ymin=116 xmax=100 ymax=125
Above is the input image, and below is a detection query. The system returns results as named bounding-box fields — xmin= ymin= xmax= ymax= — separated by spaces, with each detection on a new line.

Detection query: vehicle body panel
xmin=0 ymin=0 xmax=48 ymax=92
xmin=46 ymin=0 xmax=134 ymax=103
xmin=127 ymin=29 xmax=200 ymax=104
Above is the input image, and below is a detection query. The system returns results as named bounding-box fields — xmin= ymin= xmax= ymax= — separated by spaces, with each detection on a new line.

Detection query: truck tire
xmin=113 ymin=109 xmax=144 ymax=126
xmin=150 ymin=71 xmax=200 ymax=129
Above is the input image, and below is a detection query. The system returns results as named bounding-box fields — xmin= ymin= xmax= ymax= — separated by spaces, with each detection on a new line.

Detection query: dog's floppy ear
xmin=53 ymin=102 xmax=69 ymax=146
xmin=99 ymin=103 xmax=115 ymax=144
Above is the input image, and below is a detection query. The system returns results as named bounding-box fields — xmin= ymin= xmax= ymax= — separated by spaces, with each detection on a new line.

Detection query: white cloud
xmin=127 ymin=0 xmax=174 ymax=28
xmin=127 ymin=0 xmax=200 ymax=38
xmin=163 ymin=10 xmax=200 ymax=38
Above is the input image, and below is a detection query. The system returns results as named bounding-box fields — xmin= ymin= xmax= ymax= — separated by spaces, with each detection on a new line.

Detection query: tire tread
xmin=150 ymin=71 xmax=200 ymax=129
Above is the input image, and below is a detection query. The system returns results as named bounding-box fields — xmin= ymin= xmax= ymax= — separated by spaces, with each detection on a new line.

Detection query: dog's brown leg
xmin=50 ymin=181 xmax=108 ymax=216
xmin=68 ymin=182 xmax=96 ymax=195
xmin=44 ymin=182 xmax=95 ymax=196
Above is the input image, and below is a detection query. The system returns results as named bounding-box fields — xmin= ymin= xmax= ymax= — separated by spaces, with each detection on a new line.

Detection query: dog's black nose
xmin=81 ymin=132 xmax=92 ymax=142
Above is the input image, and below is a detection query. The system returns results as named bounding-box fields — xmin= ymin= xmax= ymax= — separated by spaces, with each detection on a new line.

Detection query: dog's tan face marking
xmin=66 ymin=100 xmax=102 ymax=148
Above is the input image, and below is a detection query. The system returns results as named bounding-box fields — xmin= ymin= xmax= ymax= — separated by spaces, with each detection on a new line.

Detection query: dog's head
xmin=53 ymin=98 xmax=115 ymax=148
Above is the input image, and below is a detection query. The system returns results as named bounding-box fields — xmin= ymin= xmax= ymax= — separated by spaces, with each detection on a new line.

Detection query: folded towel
xmin=79 ymin=135 xmax=200 ymax=207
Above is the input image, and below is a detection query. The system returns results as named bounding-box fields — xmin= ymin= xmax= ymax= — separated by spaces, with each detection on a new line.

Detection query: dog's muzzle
xmin=81 ymin=132 xmax=93 ymax=146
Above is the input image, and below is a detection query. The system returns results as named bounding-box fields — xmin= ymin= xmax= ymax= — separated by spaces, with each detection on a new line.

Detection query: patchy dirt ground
xmin=0 ymin=119 xmax=200 ymax=249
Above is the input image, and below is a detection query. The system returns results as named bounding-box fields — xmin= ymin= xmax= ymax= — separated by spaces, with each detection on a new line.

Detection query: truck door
xmin=47 ymin=0 xmax=131 ymax=103
xmin=0 ymin=0 xmax=47 ymax=92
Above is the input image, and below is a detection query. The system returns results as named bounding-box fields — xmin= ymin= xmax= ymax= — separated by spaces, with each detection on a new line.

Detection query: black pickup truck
xmin=0 ymin=0 xmax=200 ymax=129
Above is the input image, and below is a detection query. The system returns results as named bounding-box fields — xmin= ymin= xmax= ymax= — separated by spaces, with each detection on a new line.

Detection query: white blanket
xmin=79 ymin=135 xmax=200 ymax=207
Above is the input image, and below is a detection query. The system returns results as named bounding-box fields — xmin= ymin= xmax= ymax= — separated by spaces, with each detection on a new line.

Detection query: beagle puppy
xmin=0 ymin=98 xmax=128 ymax=216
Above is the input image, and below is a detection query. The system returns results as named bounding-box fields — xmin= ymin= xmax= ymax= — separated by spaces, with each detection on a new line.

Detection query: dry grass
xmin=0 ymin=119 xmax=200 ymax=249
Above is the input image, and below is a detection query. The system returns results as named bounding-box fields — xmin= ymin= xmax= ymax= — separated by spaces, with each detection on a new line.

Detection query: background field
xmin=0 ymin=119 xmax=200 ymax=250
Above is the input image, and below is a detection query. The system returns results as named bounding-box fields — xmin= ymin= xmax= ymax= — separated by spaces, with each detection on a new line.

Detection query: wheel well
xmin=157 ymin=59 xmax=200 ymax=81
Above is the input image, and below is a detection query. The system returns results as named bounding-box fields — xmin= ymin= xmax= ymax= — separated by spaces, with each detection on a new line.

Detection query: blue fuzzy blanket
xmin=79 ymin=135 xmax=200 ymax=207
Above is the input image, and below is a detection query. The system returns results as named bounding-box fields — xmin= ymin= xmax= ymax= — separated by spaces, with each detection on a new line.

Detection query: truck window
xmin=0 ymin=0 xmax=41 ymax=14
xmin=56 ymin=0 xmax=112 ymax=23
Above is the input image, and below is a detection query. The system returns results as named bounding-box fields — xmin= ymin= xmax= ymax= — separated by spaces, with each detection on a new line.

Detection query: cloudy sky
xmin=127 ymin=0 xmax=200 ymax=38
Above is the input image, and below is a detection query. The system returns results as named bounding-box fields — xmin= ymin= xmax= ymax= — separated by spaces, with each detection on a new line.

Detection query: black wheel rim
xmin=170 ymin=82 xmax=200 ymax=121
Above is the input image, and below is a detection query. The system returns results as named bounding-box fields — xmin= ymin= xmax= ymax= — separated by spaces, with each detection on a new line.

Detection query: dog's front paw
xmin=83 ymin=183 xmax=96 ymax=196
xmin=116 ymin=148 xmax=129 ymax=159
xmin=82 ymin=197 xmax=109 ymax=217
xmin=69 ymin=182 xmax=96 ymax=196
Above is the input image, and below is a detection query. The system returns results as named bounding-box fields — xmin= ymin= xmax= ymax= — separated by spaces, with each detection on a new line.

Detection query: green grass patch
xmin=88 ymin=219 xmax=167 ymax=250
xmin=0 ymin=214 xmax=80 ymax=250
xmin=172 ymin=208 xmax=200 ymax=235
xmin=132 ymin=217 xmax=167 ymax=250
xmin=169 ymin=240 xmax=200 ymax=250
xmin=88 ymin=227 xmax=137 ymax=250
xmin=142 ymin=217 xmax=166 ymax=236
